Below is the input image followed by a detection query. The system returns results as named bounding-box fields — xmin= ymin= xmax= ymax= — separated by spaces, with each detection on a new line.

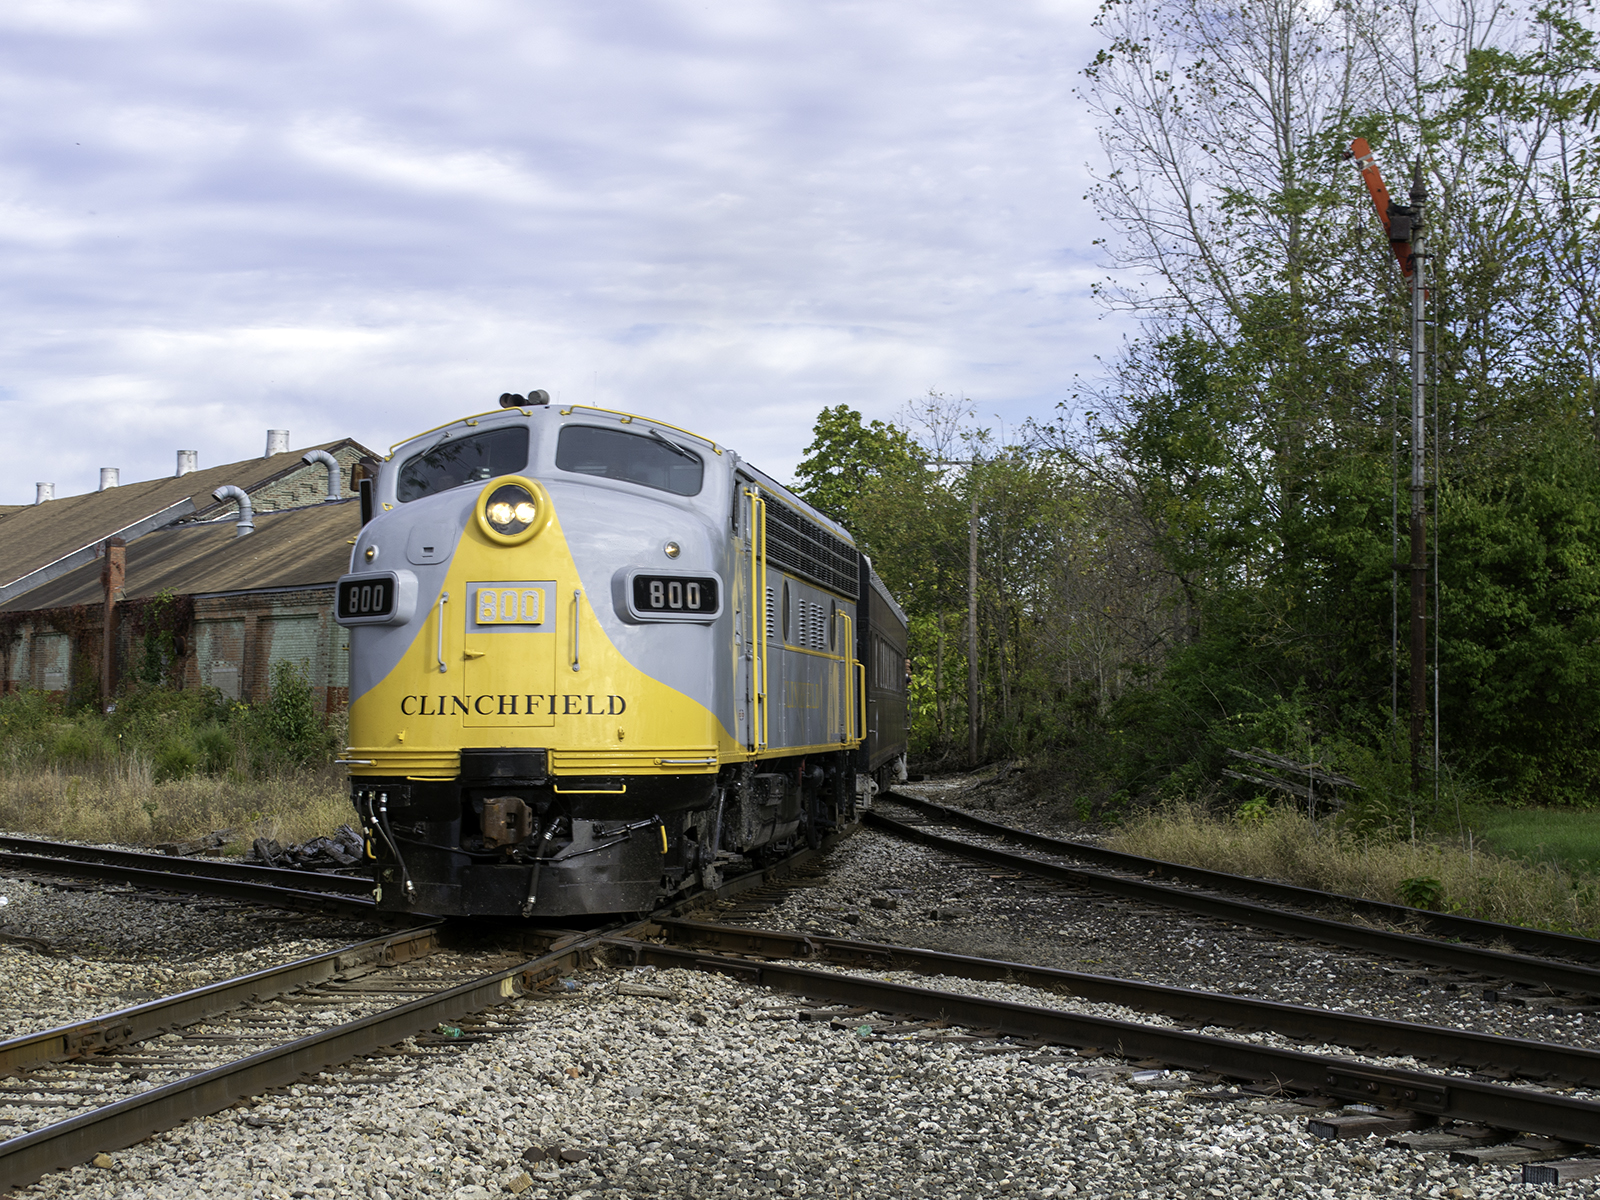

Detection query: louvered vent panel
xmin=763 ymin=500 xmax=859 ymax=599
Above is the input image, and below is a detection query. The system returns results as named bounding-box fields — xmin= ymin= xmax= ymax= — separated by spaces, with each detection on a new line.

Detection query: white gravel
xmin=18 ymin=965 xmax=1598 ymax=1199
xmin=7 ymin=823 xmax=1600 ymax=1199
xmin=0 ymin=871 xmax=384 ymax=1038
xmin=727 ymin=825 xmax=1600 ymax=1053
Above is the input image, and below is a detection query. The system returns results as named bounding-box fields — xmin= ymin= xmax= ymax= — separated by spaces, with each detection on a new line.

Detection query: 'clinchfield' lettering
xmin=399 ymin=694 xmax=628 ymax=716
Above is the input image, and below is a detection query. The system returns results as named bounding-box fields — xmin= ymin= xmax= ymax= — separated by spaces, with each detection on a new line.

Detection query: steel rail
xmin=0 ymin=852 xmax=379 ymax=919
xmin=0 ymin=924 xmax=442 ymax=1078
xmin=607 ymin=939 xmax=1600 ymax=1147
xmin=0 ymin=925 xmax=631 ymax=1191
xmin=864 ymin=810 xmax=1600 ymax=997
xmin=0 ymin=825 xmax=833 ymax=1188
xmin=882 ymin=791 xmax=1600 ymax=964
xmin=0 ymin=835 xmax=372 ymax=897
xmin=654 ymin=918 xmax=1600 ymax=1087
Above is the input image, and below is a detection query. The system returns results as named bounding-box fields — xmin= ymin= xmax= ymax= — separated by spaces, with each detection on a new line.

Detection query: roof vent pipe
xmin=265 ymin=430 xmax=289 ymax=457
xmin=35 ymin=483 xmax=53 ymax=505
xmin=176 ymin=450 xmax=198 ymax=477
xmin=99 ymin=468 xmax=119 ymax=491
xmin=211 ymin=485 xmax=255 ymax=537
xmin=301 ymin=449 xmax=342 ymax=500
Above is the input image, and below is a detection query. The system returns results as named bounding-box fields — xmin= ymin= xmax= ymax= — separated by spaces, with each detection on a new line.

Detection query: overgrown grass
xmin=0 ymin=763 xmax=351 ymax=850
xmin=1471 ymin=807 xmax=1600 ymax=875
xmin=1109 ymin=801 xmax=1600 ymax=937
xmin=0 ymin=668 xmax=349 ymax=850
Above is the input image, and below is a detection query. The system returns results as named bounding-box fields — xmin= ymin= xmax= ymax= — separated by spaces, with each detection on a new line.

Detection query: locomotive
xmin=335 ymin=392 xmax=908 ymax=919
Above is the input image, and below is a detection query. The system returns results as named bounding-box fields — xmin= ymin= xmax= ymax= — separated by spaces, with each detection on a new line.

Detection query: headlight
xmin=474 ymin=476 xmax=549 ymax=545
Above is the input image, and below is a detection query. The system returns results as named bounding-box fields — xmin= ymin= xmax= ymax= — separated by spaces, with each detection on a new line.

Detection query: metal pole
xmin=1391 ymin=330 xmax=1399 ymax=725
xmin=1408 ymin=166 xmax=1428 ymax=800
xmin=1433 ymin=253 xmax=1443 ymax=825
xmin=968 ymin=487 xmax=979 ymax=768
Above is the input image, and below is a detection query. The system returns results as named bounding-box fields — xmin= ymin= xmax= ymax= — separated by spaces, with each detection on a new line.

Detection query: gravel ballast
xmin=0 ymin=871 xmax=382 ymax=1039
xmin=742 ymin=817 xmax=1600 ymax=1053
xmin=7 ymin=808 xmax=1600 ymax=1199
xmin=18 ymin=964 xmax=1574 ymax=1200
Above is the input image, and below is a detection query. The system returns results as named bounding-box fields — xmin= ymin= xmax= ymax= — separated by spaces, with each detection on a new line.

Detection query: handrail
xmin=855 ymin=661 xmax=867 ymax=748
xmin=436 ymin=592 xmax=449 ymax=673
xmin=752 ymin=492 xmax=768 ymax=749
xmin=570 ymin=589 xmax=581 ymax=672
xmin=837 ymin=611 xmax=855 ymax=743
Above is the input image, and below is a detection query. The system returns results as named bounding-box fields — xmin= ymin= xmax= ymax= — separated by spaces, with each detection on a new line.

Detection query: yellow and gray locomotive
xmin=336 ymin=393 xmax=908 ymax=918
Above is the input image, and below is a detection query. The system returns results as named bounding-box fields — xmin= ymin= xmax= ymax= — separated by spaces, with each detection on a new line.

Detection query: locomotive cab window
xmin=556 ymin=425 xmax=703 ymax=496
xmin=397 ymin=426 xmax=529 ymax=503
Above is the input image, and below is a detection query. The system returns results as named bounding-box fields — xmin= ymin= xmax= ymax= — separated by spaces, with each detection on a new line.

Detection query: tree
xmin=1069 ymin=0 xmax=1600 ymax=811
xmin=792 ymin=405 xmax=922 ymax=528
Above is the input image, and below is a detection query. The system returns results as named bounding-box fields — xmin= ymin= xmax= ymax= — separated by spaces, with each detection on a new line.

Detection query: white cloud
xmin=0 ymin=0 xmax=1124 ymax=504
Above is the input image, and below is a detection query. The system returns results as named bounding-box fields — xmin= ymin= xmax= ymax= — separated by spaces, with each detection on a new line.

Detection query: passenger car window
xmin=555 ymin=425 xmax=703 ymax=496
xmin=396 ymin=427 xmax=529 ymax=503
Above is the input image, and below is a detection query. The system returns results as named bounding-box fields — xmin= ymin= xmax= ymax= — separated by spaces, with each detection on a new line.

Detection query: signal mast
xmin=1347 ymin=138 xmax=1429 ymax=796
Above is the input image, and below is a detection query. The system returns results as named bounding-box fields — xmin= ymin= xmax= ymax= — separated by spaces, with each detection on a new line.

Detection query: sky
xmin=0 ymin=0 xmax=1121 ymax=505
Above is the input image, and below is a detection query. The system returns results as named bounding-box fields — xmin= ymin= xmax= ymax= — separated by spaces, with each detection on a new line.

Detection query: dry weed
xmin=1111 ymin=802 xmax=1600 ymax=937
xmin=0 ymin=762 xmax=351 ymax=850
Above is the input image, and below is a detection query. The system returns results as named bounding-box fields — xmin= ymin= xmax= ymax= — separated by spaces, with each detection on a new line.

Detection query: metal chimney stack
xmin=265 ymin=430 xmax=289 ymax=457
xmin=35 ymin=483 xmax=53 ymax=505
xmin=211 ymin=486 xmax=255 ymax=537
xmin=176 ymin=450 xmax=198 ymax=476
xmin=99 ymin=468 xmax=120 ymax=491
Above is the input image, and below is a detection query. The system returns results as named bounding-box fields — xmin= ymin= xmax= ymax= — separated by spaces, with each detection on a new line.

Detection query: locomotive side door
xmin=735 ymin=478 xmax=768 ymax=753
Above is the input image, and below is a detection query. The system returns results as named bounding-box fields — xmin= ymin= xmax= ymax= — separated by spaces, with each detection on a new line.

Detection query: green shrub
xmin=1398 ymin=875 xmax=1446 ymax=910
xmin=153 ymin=738 xmax=198 ymax=783
xmin=50 ymin=722 xmax=111 ymax=766
xmin=0 ymin=679 xmax=334 ymax=780
xmin=195 ymin=724 xmax=237 ymax=775
xmin=256 ymin=661 xmax=333 ymax=769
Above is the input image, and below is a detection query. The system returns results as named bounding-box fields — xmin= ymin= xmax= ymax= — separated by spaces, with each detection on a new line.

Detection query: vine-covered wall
xmin=0 ymin=586 xmax=347 ymax=714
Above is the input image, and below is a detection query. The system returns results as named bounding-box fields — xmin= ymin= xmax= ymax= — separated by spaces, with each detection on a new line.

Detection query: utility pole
xmin=968 ymin=487 xmax=979 ymax=769
xmin=1405 ymin=166 xmax=1428 ymax=798
xmin=927 ymin=457 xmax=983 ymax=768
xmin=1348 ymin=140 xmax=1428 ymax=795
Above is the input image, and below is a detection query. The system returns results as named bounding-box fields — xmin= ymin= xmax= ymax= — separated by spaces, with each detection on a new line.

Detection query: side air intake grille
xmin=764 ymin=500 xmax=859 ymax=599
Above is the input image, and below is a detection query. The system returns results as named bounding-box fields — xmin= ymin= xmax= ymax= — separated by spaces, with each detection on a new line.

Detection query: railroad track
xmin=0 ymin=920 xmax=610 ymax=1191
xmin=877 ymin=791 xmax=1600 ymax=963
xmin=868 ymin=795 xmax=1600 ymax=1001
xmin=0 ymin=835 xmax=377 ymax=920
xmin=0 ymin=831 xmax=843 ymax=1191
xmin=619 ymin=918 xmax=1600 ymax=1178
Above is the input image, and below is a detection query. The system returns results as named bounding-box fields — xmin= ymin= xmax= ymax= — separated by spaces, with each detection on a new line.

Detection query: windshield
xmin=555 ymin=425 xmax=703 ymax=496
xmin=396 ymin=426 xmax=529 ymax=503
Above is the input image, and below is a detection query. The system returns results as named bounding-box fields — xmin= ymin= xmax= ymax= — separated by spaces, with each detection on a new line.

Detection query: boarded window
xmin=36 ymin=634 xmax=67 ymax=692
xmin=265 ymin=615 xmax=319 ymax=675
xmin=197 ymin=619 xmax=245 ymax=701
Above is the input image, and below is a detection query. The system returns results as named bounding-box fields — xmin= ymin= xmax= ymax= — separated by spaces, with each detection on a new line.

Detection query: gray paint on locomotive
xmin=345 ymin=485 xmax=471 ymax=701
xmin=343 ymin=405 xmax=870 ymax=760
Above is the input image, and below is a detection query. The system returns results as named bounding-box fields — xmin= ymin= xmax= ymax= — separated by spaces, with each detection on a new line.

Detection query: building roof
xmin=0 ymin=437 xmax=373 ymax=603
xmin=0 ymin=499 xmax=361 ymax=611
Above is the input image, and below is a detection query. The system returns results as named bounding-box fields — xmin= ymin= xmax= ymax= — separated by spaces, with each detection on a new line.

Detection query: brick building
xmin=0 ymin=434 xmax=375 ymax=712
